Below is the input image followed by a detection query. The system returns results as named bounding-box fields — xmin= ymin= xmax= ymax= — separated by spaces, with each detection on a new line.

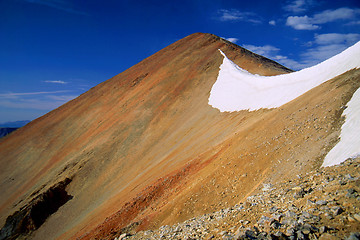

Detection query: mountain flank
xmin=0 ymin=33 xmax=359 ymax=240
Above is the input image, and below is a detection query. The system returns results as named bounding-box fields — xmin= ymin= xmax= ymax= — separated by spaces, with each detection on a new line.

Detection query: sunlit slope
xmin=0 ymin=33 xmax=292 ymax=240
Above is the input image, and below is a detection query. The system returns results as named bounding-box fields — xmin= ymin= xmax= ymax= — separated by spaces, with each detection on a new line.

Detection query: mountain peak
xmin=0 ymin=33 xmax=359 ymax=240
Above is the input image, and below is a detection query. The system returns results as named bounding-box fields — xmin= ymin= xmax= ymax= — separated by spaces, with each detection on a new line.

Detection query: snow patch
xmin=209 ymin=41 xmax=360 ymax=111
xmin=209 ymin=42 xmax=360 ymax=167
xmin=322 ymin=89 xmax=360 ymax=167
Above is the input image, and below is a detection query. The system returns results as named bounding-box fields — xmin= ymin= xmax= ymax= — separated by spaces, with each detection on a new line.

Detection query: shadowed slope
xmin=0 ymin=33 xmax=358 ymax=240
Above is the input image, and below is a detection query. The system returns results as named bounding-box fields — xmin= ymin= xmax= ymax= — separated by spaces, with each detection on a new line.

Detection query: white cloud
xmin=269 ymin=20 xmax=276 ymax=26
xmin=286 ymin=7 xmax=360 ymax=30
xmin=293 ymin=35 xmax=359 ymax=69
xmin=217 ymin=9 xmax=262 ymax=24
xmin=286 ymin=15 xmax=320 ymax=30
xmin=314 ymin=33 xmax=360 ymax=45
xmin=312 ymin=8 xmax=360 ymax=24
xmin=223 ymin=37 xmax=239 ymax=43
xmin=44 ymin=80 xmax=67 ymax=84
xmin=284 ymin=0 xmax=308 ymax=13
xmin=300 ymin=34 xmax=360 ymax=67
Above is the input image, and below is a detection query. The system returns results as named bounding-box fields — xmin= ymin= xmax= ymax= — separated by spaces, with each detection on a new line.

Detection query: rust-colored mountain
xmin=0 ymin=33 xmax=359 ymax=240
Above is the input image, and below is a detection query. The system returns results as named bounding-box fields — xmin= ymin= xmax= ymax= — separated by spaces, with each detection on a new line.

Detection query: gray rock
xmin=296 ymin=230 xmax=306 ymax=240
xmin=330 ymin=206 xmax=344 ymax=216
xmin=316 ymin=200 xmax=327 ymax=206
xmin=346 ymin=189 xmax=357 ymax=198
xmin=346 ymin=232 xmax=360 ymax=240
xmin=269 ymin=206 xmax=278 ymax=213
xmin=344 ymin=174 xmax=354 ymax=180
xmin=353 ymin=213 xmax=360 ymax=222
xmin=285 ymin=211 xmax=298 ymax=219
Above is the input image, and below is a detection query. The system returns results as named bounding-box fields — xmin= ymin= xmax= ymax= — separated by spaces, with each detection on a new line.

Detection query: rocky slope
xmin=125 ymin=157 xmax=360 ymax=240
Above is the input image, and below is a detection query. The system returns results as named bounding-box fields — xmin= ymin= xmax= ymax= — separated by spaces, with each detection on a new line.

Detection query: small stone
xmin=274 ymin=231 xmax=287 ymax=240
xmin=272 ymin=213 xmax=282 ymax=222
xmin=302 ymin=228 xmax=311 ymax=235
xmin=245 ymin=230 xmax=257 ymax=239
xmin=324 ymin=212 xmax=334 ymax=220
xmin=286 ymin=210 xmax=298 ymax=219
xmin=269 ymin=206 xmax=278 ymax=213
xmin=346 ymin=232 xmax=360 ymax=240
xmin=319 ymin=233 xmax=340 ymax=240
xmin=294 ymin=188 xmax=306 ymax=199
xmin=286 ymin=227 xmax=295 ymax=236
xmin=307 ymin=200 xmax=315 ymax=205
xmin=353 ymin=213 xmax=360 ymax=222
xmin=331 ymin=206 xmax=344 ymax=216
xmin=219 ymin=231 xmax=227 ymax=236
xmin=262 ymin=184 xmax=274 ymax=191
xmin=319 ymin=226 xmax=328 ymax=234
xmin=271 ymin=220 xmax=282 ymax=229
xmin=297 ymin=230 xmax=306 ymax=240
xmin=316 ymin=200 xmax=327 ymax=205
xmin=345 ymin=174 xmax=354 ymax=180
xmin=346 ymin=189 xmax=357 ymax=198
xmin=119 ymin=233 xmax=130 ymax=240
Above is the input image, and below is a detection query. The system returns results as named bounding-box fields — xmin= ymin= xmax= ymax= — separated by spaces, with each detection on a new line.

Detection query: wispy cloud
xmin=0 ymin=90 xmax=79 ymax=110
xmin=22 ymin=0 xmax=88 ymax=15
xmin=0 ymin=90 xmax=71 ymax=98
xmin=283 ymin=0 xmax=314 ymax=13
xmin=301 ymin=33 xmax=360 ymax=66
xmin=43 ymin=80 xmax=68 ymax=84
xmin=45 ymin=95 xmax=78 ymax=101
xmin=0 ymin=99 xmax=67 ymax=110
xmin=314 ymin=33 xmax=360 ymax=45
xmin=217 ymin=9 xmax=262 ymax=24
xmin=284 ymin=0 xmax=306 ymax=13
xmin=242 ymin=44 xmax=280 ymax=57
xmin=286 ymin=7 xmax=360 ymax=30
xmin=269 ymin=20 xmax=276 ymax=26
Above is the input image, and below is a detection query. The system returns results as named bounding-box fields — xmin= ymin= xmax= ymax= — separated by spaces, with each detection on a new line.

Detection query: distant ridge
xmin=0 ymin=128 xmax=18 ymax=138
xmin=0 ymin=120 xmax=30 ymax=128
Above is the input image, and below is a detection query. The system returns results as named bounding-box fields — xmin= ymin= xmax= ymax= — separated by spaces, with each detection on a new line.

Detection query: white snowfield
xmin=322 ymin=89 xmax=360 ymax=167
xmin=209 ymin=41 xmax=360 ymax=166
xmin=209 ymin=42 xmax=360 ymax=111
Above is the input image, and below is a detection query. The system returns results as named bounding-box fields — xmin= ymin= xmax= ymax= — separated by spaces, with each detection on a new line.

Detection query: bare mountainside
xmin=0 ymin=33 xmax=359 ymax=240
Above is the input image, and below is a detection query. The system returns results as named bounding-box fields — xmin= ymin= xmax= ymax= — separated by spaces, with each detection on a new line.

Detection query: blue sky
xmin=1 ymin=0 xmax=360 ymax=123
